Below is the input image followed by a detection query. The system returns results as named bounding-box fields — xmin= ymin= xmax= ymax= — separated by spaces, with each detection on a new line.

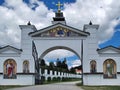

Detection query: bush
xmin=47 ymin=77 xmax=51 ymax=82
xmin=41 ymin=76 xmax=45 ymax=82
xmin=57 ymin=77 xmax=61 ymax=81
xmin=62 ymin=77 xmax=65 ymax=81
xmin=41 ymin=68 xmax=45 ymax=74
xmin=52 ymin=77 xmax=57 ymax=81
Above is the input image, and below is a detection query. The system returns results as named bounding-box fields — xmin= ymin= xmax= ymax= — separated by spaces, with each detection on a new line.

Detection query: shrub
xmin=47 ymin=77 xmax=51 ymax=82
xmin=57 ymin=77 xmax=61 ymax=81
xmin=41 ymin=68 xmax=45 ymax=74
xmin=52 ymin=77 xmax=57 ymax=81
xmin=41 ymin=76 xmax=45 ymax=82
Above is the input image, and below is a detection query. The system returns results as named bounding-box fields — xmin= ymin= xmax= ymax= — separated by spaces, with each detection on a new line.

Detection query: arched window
xmin=3 ymin=59 xmax=17 ymax=79
xmin=23 ymin=60 xmax=29 ymax=73
xmin=103 ymin=59 xmax=116 ymax=78
xmin=90 ymin=60 xmax=96 ymax=73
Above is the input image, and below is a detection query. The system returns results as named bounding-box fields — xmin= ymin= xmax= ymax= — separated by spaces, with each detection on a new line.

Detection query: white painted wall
xmin=84 ymin=74 xmax=120 ymax=86
xmin=0 ymin=75 xmax=35 ymax=85
xmin=0 ymin=55 xmax=35 ymax=85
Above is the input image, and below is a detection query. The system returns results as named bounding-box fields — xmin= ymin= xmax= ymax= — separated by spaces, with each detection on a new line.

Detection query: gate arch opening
xmin=39 ymin=46 xmax=82 ymax=82
xmin=40 ymin=46 xmax=80 ymax=59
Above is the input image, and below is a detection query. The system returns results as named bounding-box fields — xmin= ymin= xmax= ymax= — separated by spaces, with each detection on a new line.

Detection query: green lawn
xmin=0 ymin=85 xmax=25 ymax=90
xmin=81 ymin=86 xmax=120 ymax=90
xmin=76 ymin=83 xmax=120 ymax=90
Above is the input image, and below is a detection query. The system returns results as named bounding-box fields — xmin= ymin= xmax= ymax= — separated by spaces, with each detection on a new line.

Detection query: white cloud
xmin=0 ymin=0 xmax=53 ymax=47
xmin=63 ymin=0 xmax=120 ymax=45
xmin=68 ymin=59 xmax=81 ymax=69
xmin=43 ymin=49 xmax=75 ymax=61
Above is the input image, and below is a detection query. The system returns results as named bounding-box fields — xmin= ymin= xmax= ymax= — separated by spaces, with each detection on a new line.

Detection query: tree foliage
xmin=40 ymin=59 xmax=46 ymax=66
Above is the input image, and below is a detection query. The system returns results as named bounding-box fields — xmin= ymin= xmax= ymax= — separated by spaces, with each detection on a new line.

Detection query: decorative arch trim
xmin=39 ymin=46 xmax=80 ymax=59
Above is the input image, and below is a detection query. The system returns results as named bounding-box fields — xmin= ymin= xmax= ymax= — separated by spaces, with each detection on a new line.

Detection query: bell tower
xmin=52 ymin=1 xmax=66 ymax=25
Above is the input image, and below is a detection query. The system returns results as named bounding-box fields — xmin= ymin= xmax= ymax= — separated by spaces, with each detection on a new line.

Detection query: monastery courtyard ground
xmin=6 ymin=81 xmax=83 ymax=90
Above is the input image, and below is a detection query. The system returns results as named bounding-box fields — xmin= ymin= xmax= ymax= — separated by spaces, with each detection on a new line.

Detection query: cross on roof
xmin=56 ymin=1 xmax=63 ymax=12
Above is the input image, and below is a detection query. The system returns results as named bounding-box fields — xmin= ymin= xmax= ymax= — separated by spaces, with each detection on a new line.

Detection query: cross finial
xmin=56 ymin=1 xmax=63 ymax=12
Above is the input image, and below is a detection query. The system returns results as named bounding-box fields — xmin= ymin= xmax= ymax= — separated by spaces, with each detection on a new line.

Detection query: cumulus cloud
xmin=0 ymin=0 xmax=53 ymax=47
xmin=63 ymin=0 xmax=120 ymax=44
xmin=68 ymin=59 xmax=81 ymax=69
xmin=43 ymin=49 xmax=75 ymax=61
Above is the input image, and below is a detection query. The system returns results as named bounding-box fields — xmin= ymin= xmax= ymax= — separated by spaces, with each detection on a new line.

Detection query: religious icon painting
xmin=90 ymin=60 xmax=96 ymax=73
xmin=57 ymin=30 xmax=64 ymax=36
xmin=3 ymin=59 xmax=17 ymax=79
xmin=23 ymin=60 xmax=29 ymax=73
xmin=103 ymin=59 xmax=116 ymax=78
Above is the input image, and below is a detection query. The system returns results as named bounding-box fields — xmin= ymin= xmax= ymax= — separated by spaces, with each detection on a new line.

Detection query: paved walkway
xmin=6 ymin=81 xmax=83 ymax=90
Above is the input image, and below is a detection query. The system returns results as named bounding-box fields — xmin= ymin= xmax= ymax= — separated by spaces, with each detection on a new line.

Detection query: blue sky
xmin=23 ymin=0 xmax=76 ymax=10
xmin=0 ymin=0 xmax=120 ymax=68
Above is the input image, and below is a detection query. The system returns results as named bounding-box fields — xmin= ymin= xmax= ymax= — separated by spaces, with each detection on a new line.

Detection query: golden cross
xmin=56 ymin=1 xmax=63 ymax=12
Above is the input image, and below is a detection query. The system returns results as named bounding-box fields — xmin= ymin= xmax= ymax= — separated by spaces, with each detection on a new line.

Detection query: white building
xmin=0 ymin=3 xmax=120 ymax=85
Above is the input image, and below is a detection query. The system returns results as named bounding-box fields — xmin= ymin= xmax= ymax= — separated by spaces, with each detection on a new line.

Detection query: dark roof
xmin=0 ymin=45 xmax=22 ymax=52
xmin=29 ymin=23 xmax=90 ymax=36
xmin=97 ymin=45 xmax=120 ymax=51
xmin=97 ymin=45 xmax=120 ymax=54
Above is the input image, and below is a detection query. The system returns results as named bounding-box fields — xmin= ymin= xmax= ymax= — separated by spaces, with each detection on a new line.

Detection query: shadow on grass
xmin=76 ymin=82 xmax=120 ymax=90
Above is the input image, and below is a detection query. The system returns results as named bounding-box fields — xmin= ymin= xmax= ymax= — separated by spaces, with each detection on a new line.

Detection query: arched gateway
xmin=19 ymin=4 xmax=100 ymax=85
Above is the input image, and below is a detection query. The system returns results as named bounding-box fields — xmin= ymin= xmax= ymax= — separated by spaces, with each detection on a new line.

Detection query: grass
xmin=76 ymin=83 xmax=120 ymax=90
xmin=44 ymin=78 xmax=81 ymax=84
xmin=81 ymin=86 xmax=120 ymax=90
xmin=0 ymin=85 xmax=26 ymax=90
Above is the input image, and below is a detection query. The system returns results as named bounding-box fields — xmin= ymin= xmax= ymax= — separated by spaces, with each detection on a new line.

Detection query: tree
xmin=49 ymin=62 xmax=55 ymax=69
xmin=69 ymin=67 xmax=76 ymax=74
xmin=56 ymin=58 xmax=62 ymax=68
xmin=40 ymin=59 xmax=46 ymax=66
xmin=61 ymin=58 xmax=68 ymax=71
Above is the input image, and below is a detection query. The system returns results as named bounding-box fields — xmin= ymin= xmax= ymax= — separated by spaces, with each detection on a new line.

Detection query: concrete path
xmin=6 ymin=81 xmax=83 ymax=90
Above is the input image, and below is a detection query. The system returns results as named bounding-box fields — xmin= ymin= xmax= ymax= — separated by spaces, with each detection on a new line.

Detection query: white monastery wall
xmin=0 ymin=74 xmax=34 ymax=85
xmin=84 ymin=74 xmax=120 ymax=85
